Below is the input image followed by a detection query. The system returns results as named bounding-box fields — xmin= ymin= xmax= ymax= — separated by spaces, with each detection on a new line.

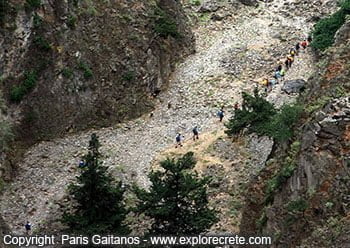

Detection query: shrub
xmin=62 ymin=68 xmax=73 ymax=78
xmin=264 ymin=104 xmax=303 ymax=142
xmin=287 ymin=198 xmax=308 ymax=213
xmin=33 ymin=35 xmax=51 ymax=51
xmin=0 ymin=0 xmax=8 ymax=25
xmin=33 ymin=13 xmax=42 ymax=29
xmin=153 ymin=7 xmax=180 ymax=38
xmin=264 ymin=141 xmax=301 ymax=205
xmin=122 ymin=71 xmax=134 ymax=82
xmin=311 ymin=0 xmax=350 ymax=51
xmin=23 ymin=70 xmax=38 ymax=89
xmin=66 ymin=15 xmax=77 ymax=29
xmin=10 ymin=85 xmax=26 ymax=102
xmin=25 ymin=0 xmax=41 ymax=10
xmin=256 ymin=211 xmax=268 ymax=230
xmin=190 ymin=0 xmax=201 ymax=6
xmin=10 ymin=70 xmax=38 ymax=102
xmin=0 ymin=118 xmax=14 ymax=152
xmin=78 ymin=61 xmax=93 ymax=79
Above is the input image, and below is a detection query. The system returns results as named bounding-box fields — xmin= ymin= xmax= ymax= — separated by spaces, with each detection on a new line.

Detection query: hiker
xmin=175 ymin=133 xmax=183 ymax=148
xmin=295 ymin=42 xmax=300 ymax=55
xmin=290 ymin=48 xmax=296 ymax=57
xmin=276 ymin=64 xmax=282 ymax=72
xmin=280 ymin=67 xmax=286 ymax=81
xmin=217 ymin=107 xmax=225 ymax=122
xmin=301 ymin=40 xmax=307 ymax=49
xmin=260 ymin=78 xmax=269 ymax=86
xmin=192 ymin=126 xmax=199 ymax=141
xmin=287 ymin=55 xmax=294 ymax=68
xmin=234 ymin=102 xmax=239 ymax=110
xmin=25 ymin=221 xmax=31 ymax=234
xmin=274 ymin=70 xmax=282 ymax=83
xmin=285 ymin=59 xmax=290 ymax=69
xmin=307 ymin=36 xmax=312 ymax=43
xmin=260 ymin=78 xmax=269 ymax=93
xmin=78 ymin=160 xmax=85 ymax=168
xmin=269 ymin=78 xmax=277 ymax=87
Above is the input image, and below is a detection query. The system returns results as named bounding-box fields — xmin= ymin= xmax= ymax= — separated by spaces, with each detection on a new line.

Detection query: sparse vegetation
xmin=153 ymin=6 xmax=180 ymax=39
xmin=66 ymin=15 xmax=77 ymax=29
xmin=25 ymin=0 xmax=41 ymax=10
xmin=265 ymin=141 xmax=301 ymax=205
xmin=0 ymin=0 xmax=8 ymax=25
xmin=256 ymin=211 xmax=268 ymax=230
xmin=62 ymin=68 xmax=73 ymax=78
xmin=264 ymin=104 xmax=304 ymax=142
xmin=122 ymin=71 xmax=135 ymax=82
xmin=33 ymin=35 xmax=51 ymax=51
xmin=33 ymin=13 xmax=42 ymax=28
xmin=10 ymin=70 xmax=38 ymax=102
xmin=0 ymin=118 xmax=13 ymax=152
xmin=190 ymin=0 xmax=201 ymax=6
xmin=287 ymin=198 xmax=308 ymax=213
xmin=311 ymin=0 xmax=350 ymax=51
xmin=78 ymin=61 xmax=93 ymax=79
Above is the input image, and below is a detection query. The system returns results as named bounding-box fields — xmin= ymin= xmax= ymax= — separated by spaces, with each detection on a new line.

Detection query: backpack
xmin=275 ymin=71 xmax=281 ymax=78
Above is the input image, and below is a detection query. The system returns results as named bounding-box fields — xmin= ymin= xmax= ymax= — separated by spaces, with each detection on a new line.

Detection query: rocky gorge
xmin=0 ymin=0 xmax=349 ymax=247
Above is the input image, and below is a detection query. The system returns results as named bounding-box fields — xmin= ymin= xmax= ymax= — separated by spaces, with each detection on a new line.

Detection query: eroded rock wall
xmin=240 ymin=20 xmax=350 ymax=247
xmin=0 ymin=0 xmax=194 ymax=142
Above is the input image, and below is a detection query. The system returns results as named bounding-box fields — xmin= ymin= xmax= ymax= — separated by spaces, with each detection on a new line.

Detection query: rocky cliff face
xmin=0 ymin=0 xmax=194 ymax=142
xmin=240 ymin=20 xmax=350 ymax=247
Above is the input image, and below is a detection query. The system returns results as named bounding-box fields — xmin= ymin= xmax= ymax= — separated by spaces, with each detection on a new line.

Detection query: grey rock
xmin=198 ymin=0 xmax=220 ymax=13
xmin=237 ymin=0 xmax=258 ymax=7
xmin=282 ymin=79 xmax=306 ymax=94
xmin=335 ymin=20 xmax=350 ymax=46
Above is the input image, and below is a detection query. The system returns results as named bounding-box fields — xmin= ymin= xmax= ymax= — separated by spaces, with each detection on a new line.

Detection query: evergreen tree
xmin=62 ymin=133 xmax=130 ymax=235
xmin=225 ymin=88 xmax=276 ymax=137
xmin=134 ymin=152 xmax=217 ymax=235
xmin=225 ymin=88 xmax=302 ymax=142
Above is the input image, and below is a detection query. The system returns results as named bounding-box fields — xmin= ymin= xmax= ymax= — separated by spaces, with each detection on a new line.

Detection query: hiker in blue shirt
xmin=175 ymin=133 xmax=183 ymax=148
xmin=217 ymin=107 xmax=225 ymax=122
xmin=25 ymin=221 xmax=31 ymax=234
xmin=192 ymin=126 xmax=199 ymax=141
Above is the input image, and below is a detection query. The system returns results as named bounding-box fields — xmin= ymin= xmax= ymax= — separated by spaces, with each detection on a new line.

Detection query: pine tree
xmin=225 ymin=88 xmax=302 ymax=142
xmin=134 ymin=152 xmax=217 ymax=235
xmin=62 ymin=133 xmax=130 ymax=235
xmin=225 ymin=88 xmax=276 ymax=137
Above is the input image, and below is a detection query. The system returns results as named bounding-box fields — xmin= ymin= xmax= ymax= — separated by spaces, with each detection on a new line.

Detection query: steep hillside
xmin=240 ymin=19 xmax=350 ymax=247
xmin=0 ymin=0 xmax=347 ymax=246
xmin=0 ymin=0 xmax=339 ymax=237
xmin=0 ymin=0 xmax=194 ymax=142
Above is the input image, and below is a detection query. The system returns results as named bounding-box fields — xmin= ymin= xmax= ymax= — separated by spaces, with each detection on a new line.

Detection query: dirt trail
xmin=0 ymin=0 xmax=332 ymax=234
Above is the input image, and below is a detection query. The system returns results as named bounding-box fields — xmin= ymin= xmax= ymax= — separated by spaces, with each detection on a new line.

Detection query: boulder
xmin=282 ymin=79 xmax=306 ymax=94
xmin=197 ymin=0 xmax=220 ymax=12
xmin=237 ymin=0 xmax=259 ymax=7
